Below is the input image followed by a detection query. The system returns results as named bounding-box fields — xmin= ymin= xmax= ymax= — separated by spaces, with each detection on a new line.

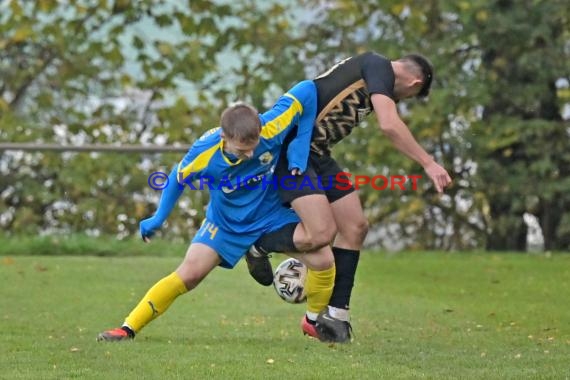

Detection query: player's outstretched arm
xmin=371 ymin=93 xmax=451 ymax=193
xmin=284 ymin=80 xmax=318 ymax=174
xmin=140 ymin=167 xmax=185 ymax=242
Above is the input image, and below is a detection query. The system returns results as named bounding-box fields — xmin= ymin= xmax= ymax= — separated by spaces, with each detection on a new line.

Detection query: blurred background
xmin=1 ymin=0 xmax=569 ymax=252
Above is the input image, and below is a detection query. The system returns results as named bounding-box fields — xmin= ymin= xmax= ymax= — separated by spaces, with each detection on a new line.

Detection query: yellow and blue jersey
xmin=174 ymin=80 xmax=317 ymax=234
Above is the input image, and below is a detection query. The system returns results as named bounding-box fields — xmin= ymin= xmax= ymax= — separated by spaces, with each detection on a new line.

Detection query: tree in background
xmin=466 ymin=0 xmax=570 ymax=250
xmin=0 ymin=0 xmax=309 ymax=238
xmin=2 ymin=0 xmax=569 ymax=250
xmin=300 ymin=0 xmax=569 ymax=250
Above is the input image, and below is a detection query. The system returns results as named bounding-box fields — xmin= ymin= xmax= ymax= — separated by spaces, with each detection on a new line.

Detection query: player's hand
xmin=140 ymin=217 xmax=161 ymax=243
xmin=290 ymin=168 xmax=303 ymax=175
xmin=423 ymin=161 xmax=452 ymax=193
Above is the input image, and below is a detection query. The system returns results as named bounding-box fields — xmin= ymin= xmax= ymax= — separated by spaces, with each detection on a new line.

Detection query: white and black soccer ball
xmin=272 ymin=258 xmax=307 ymax=304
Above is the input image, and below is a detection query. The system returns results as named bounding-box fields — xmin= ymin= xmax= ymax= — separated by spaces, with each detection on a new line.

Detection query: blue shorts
xmin=192 ymin=207 xmax=299 ymax=269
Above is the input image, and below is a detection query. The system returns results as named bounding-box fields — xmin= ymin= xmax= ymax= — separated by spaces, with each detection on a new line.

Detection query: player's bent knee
xmin=176 ymin=264 xmax=208 ymax=291
xmin=321 ymin=220 xmax=338 ymax=244
xmin=338 ymin=217 xmax=368 ymax=245
xmin=311 ymin=227 xmax=336 ymax=250
xmin=356 ymin=218 xmax=369 ymax=242
xmin=302 ymin=221 xmax=337 ymax=251
xmin=181 ymin=274 xmax=204 ymax=291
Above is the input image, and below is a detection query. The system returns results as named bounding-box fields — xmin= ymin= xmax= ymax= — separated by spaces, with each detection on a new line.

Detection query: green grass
xmin=1 ymin=250 xmax=570 ymax=379
xmin=0 ymin=234 xmax=188 ymax=257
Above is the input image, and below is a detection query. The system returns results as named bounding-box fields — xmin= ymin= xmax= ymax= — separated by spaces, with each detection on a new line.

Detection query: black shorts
xmin=276 ymin=150 xmax=355 ymax=205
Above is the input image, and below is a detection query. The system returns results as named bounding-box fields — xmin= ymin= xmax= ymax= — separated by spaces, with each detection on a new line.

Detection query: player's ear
xmin=411 ymin=78 xmax=423 ymax=90
xmin=408 ymin=79 xmax=424 ymax=97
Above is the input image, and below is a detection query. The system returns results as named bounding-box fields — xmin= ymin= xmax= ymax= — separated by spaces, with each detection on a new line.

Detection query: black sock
xmin=329 ymin=247 xmax=360 ymax=309
xmin=255 ymin=223 xmax=298 ymax=254
xmin=121 ymin=325 xmax=135 ymax=338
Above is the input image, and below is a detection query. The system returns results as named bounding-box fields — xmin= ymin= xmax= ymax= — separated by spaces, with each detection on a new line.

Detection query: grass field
xmin=2 ymin=244 xmax=570 ymax=379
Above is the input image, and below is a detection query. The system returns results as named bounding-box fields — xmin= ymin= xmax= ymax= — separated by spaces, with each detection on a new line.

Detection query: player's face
xmin=224 ymin=137 xmax=259 ymax=160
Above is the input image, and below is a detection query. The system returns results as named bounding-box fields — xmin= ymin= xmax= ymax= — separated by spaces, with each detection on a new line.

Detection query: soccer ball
xmin=273 ymin=258 xmax=307 ymax=304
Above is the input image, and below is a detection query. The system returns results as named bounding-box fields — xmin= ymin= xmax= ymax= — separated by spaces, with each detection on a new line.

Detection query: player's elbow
xmin=378 ymin=119 xmax=399 ymax=134
xmin=378 ymin=119 xmax=406 ymax=141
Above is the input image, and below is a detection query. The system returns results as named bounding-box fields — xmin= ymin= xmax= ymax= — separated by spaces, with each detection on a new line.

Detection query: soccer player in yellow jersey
xmin=97 ymin=81 xmax=347 ymax=342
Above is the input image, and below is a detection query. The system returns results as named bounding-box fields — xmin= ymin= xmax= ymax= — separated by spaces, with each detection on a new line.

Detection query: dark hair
xmin=402 ymin=53 xmax=433 ymax=98
xmin=220 ymin=103 xmax=261 ymax=142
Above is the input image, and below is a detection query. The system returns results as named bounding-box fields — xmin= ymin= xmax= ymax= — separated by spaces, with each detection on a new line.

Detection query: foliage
xmin=465 ymin=0 xmax=570 ymax=250
xmin=0 ymin=0 xmax=311 ymax=240
xmin=302 ymin=0 xmax=570 ymax=250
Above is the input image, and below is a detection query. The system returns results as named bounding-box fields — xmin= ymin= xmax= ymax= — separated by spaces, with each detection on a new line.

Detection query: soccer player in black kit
xmin=246 ymin=52 xmax=452 ymax=343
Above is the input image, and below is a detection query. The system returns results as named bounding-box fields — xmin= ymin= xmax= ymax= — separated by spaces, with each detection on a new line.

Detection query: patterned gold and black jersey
xmin=311 ymin=52 xmax=396 ymax=155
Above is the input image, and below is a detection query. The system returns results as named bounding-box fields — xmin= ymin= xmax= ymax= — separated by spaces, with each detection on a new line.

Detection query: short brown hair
xmin=400 ymin=54 xmax=433 ymax=98
xmin=220 ymin=103 xmax=261 ymax=142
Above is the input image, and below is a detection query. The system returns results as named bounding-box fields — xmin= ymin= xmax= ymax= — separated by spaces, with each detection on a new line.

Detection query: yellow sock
xmin=305 ymin=264 xmax=336 ymax=315
xmin=124 ymin=272 xmax=188 ymax=333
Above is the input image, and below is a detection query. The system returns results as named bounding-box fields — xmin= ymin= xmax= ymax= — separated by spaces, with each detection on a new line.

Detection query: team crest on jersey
xmin=258 ymin=151 xmax=273 ymax=165
xmin=221 ymin=186 xmax=236 ymax=194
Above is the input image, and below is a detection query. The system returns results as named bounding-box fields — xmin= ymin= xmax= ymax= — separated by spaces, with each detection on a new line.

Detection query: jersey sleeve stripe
xmin=177 ymin=142 xmax=221 ymax=182
xmin=260 ymin=95 xmax=303 ymax=139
